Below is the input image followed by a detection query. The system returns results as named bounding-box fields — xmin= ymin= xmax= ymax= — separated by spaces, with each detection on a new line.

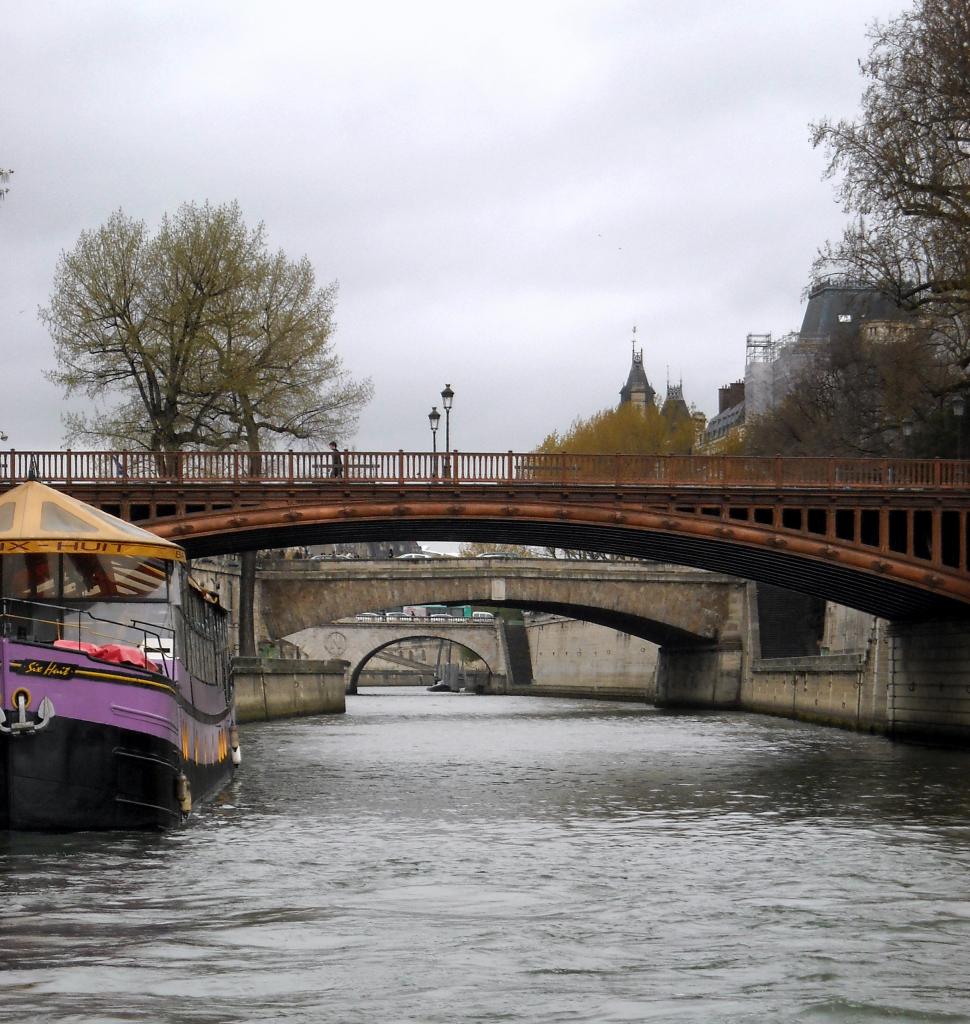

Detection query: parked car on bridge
xmin=355 ymin=612 xmax=381 ymax=621
xmin=394 ymin=552 xmax=435 ymax=560
xmin=475 ymin=552 xmax=520 ymax=560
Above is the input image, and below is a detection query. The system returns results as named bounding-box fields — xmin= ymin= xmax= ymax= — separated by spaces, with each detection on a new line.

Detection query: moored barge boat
xmin=0 ymin=480 xmax=238 ymax=829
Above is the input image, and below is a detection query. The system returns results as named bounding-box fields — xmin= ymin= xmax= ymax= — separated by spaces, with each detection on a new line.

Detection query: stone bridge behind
xmin=194 ymin=557 xmax=748 ymax=705
xmin=243 ymin=559 xmax=747 ymax=650
xmin=283 ymin=618 xmax=507 ymax=692
xmin=192 ymin=557 xmax=970 ymax=743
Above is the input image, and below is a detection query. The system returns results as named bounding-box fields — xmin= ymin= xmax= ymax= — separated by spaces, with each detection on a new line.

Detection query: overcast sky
xmin=2 ymin=0 xmax=908 ymax=455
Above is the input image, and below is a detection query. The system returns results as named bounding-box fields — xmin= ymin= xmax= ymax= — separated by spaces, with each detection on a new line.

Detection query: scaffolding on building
xmin=745 ymin=332 xmax=774 ymax=365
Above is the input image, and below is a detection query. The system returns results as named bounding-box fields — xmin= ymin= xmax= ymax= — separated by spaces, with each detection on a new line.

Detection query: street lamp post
xmin=440 ymin=384 xmax=454 ymax=477
xmin=952 ymin=394 xmax=965 ymax=459
xmin=428 ymin=405 xmax=440 ymax=477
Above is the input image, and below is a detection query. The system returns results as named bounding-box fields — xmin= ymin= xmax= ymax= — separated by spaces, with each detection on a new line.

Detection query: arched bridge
xmin=8 ymin=449 xmax=970 ymax=620
xmin=282 ymin=617 xmax=506 ymax=692
xmin=224 ymin=559 xmax=747 ymax=650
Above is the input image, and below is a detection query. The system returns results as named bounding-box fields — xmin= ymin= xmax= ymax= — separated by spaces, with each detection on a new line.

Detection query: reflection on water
xmin=3 ymin=689 xmax=970 ymax=1023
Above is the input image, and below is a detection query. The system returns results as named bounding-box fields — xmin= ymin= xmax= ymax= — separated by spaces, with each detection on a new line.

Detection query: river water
xmin=3 ymin=689 xmax=970 ymax=1023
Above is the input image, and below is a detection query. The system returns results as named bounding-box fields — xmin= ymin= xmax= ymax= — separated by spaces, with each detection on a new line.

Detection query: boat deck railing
xmin=0 ymin=599 xmax=176 ymax=678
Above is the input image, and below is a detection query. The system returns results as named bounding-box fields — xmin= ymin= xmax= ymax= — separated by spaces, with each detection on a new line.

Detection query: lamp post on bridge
xmin=428 ymin=405 xmax=440 ymax=478
xmin=440 ymin=384 xmax=454 ymax=478
xmin=952 ymin=394 xmax=965 ymax=459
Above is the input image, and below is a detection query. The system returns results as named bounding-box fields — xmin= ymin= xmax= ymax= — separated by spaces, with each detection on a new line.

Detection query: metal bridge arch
xmin=169 ymin=499 xmax=970 ymax=620
xmin=9 ymin=449 xmax=970 ymax=620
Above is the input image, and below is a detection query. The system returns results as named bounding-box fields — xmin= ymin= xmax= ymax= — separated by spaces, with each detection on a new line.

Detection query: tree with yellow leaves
xmin=536 ymin=401 xmax=695 ymax=456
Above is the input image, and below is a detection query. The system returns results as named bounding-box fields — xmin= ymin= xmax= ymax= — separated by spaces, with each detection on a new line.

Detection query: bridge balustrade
xmin=5 ymin=449 xmax=968 ymax=489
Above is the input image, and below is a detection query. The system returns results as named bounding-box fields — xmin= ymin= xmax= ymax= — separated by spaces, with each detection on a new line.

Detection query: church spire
xmin=619 ymin=325 xmax=655 ymax=411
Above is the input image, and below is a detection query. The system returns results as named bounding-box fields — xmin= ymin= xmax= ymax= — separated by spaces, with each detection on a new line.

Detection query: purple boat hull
xmin=0 ymin=639 xmax=236 ymax=830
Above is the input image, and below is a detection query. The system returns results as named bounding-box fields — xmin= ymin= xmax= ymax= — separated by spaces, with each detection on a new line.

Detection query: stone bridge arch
xmin=244 ymin=561 xmax=747 ymax=650
xmin=280 ymin=620 xmax=505 ymax=692
xmin=190 ymin=558 xmax=749 ymax=704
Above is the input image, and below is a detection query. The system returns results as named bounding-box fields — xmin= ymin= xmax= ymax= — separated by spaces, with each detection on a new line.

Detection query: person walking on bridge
xmin=328 ymin=441 xmax=343 ymax=479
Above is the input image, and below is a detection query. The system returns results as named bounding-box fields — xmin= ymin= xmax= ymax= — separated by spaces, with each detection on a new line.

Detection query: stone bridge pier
xmin=651 ymin=584 xmax=747 ymax=708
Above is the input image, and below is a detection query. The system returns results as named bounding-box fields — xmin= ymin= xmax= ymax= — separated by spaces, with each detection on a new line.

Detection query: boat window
xmin=62 ymin=555 xmax=169 ymax=600
xmin=62 ymin=555 xmax=120 ymax=598
xmin=0 ymin=553 xmax=169 ymax=602
xmin=0 ymin=501 xmax=15 ymax=532
xmin=40 ymin=502 xmax=100 ymax=533
xmin=1 ymin=553 xmax=57 ymax=600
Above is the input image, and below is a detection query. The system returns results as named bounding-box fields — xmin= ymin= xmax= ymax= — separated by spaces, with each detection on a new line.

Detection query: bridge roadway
xmin=7 ymin=449 xmax=970 ymax=619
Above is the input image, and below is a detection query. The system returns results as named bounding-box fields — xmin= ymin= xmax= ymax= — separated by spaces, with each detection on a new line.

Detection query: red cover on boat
xmin=53 ymin=639 xmax=99 ymax=655
xmin=91 ymin=644 xmax=155 ymax=671
xmin=53 ymin=638 xmax=154 ymax=671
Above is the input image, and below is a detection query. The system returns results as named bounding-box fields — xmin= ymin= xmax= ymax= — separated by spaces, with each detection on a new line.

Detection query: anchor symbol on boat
xmin=0 ymin=692 xmax=56 ymax=736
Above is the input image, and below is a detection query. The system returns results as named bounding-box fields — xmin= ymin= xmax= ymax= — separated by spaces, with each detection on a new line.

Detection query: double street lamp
xmin=425 ymin=386 xmax=454 ymax=478
xmin=900 ymin=395 xmax=965 ymax=458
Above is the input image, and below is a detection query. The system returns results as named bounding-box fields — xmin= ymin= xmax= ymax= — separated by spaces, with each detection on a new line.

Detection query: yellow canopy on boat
xmin=0 ymin=481 xmax=186 ymax=563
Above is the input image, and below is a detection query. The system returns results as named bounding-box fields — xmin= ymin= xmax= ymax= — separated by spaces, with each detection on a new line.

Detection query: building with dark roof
xmin=744 ymin=283 xmax=912 ymax=419
xmin=619 ymin=348 xmax=656 ymax=411
xmin=798 ymin=283 xmax=905 ymax=340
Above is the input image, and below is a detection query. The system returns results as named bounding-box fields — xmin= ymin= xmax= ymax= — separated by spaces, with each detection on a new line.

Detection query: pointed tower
xmin=661 ymin=379 xmax=691 ymax=425
xmin=619 ymin=327 xmax=655 ymax=412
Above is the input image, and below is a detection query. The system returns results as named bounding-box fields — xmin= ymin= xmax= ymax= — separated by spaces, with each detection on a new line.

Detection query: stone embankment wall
xmin=233 ymin=658 xmax=347 ymax=722
xmin=735 ymin=585 xmax=889 ymax=732
xmin=657 ymin=583 xmax=970 ymax=745
xmin=656 ymin=583 xmax=893 ymax=733
xmin=517 ymin=616 xmax=657 ymax=701
xmin=359 ymin=669 xmax=434 ymax=686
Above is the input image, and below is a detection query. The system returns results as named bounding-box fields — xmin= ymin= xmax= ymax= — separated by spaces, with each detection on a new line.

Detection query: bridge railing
xmin=2 ymin=450 xmax=968 ymax=489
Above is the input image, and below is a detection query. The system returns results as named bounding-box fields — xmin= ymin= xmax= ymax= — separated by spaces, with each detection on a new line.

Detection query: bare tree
xmin=42 ymin=203 xmax=265 ymax=455
xmin=746 ymin=0 xmax=970 ymax=456
xmin=42 ymin=200 xmax=373 ymax=654
xmin=744 ymin=323 xmax=945 ymax=456
xmin=206 ymin=251 xmax=373 ymax=656
xmin=811 ymin=0 xmax=970 ymax=398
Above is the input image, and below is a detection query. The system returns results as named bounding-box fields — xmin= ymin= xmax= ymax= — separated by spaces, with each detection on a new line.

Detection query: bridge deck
xmin=5 ymin=450 xmax=970 ymax=620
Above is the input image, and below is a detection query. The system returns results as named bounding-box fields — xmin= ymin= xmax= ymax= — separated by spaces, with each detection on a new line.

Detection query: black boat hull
xmin=0 ymin=715 xmax=234 ymax=830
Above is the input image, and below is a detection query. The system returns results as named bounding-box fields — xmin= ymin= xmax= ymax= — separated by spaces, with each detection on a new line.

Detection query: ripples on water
xmin=3 ymin=689 xmax=970 ymax=1023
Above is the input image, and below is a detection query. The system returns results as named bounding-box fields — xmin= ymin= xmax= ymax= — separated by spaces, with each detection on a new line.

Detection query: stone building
xmin=702 ymin=282 xmax=909 ymax=449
